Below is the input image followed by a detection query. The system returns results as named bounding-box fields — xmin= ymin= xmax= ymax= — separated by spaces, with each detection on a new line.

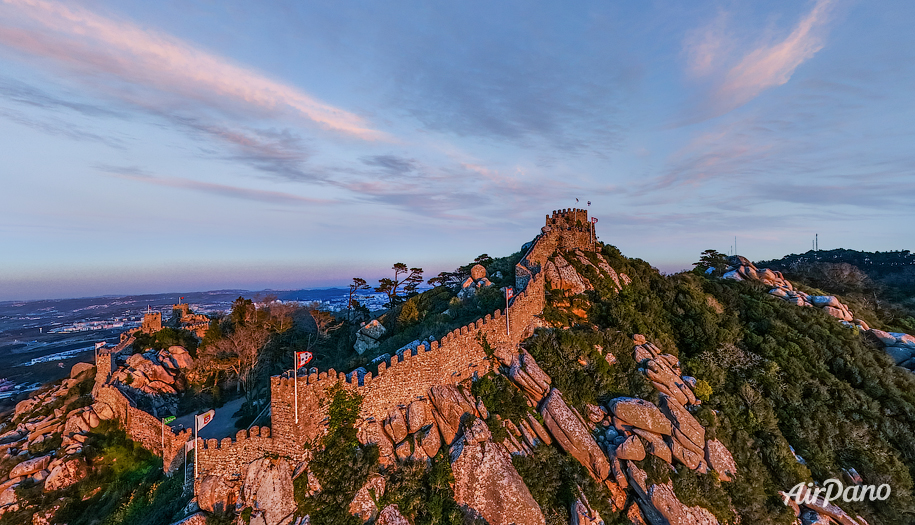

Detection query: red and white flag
xmin=295 ymin=351 xmax=313 ymax=369
xmin=196 ymin=409 xmax=214 ymax=430
xmin=505 ymin=287 xmax=514 ymax=300
xmin=591 ymin=217 xmax=598 ymax=224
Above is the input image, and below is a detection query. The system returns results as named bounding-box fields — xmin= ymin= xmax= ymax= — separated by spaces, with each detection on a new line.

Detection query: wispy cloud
xmin=97 ymin=165 xmax=335 ymax=206
xmin=682 ymin=0 xmax=835 ymax=120
xmin=0 ymin=0 xmax=379 ymax=138
xmin=720 ymin=0 xmax=834 ymax=109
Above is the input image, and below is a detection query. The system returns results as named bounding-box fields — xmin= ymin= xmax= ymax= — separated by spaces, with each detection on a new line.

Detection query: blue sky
xmin=1 ymin=0 xmax=913 ymax=301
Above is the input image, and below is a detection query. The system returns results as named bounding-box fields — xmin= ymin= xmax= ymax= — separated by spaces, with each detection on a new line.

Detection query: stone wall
xmin=193 ymin=207 xmax=595 ymax=487
xmin=94 ymin=336 xmax=134 ymax=387
xmin=95 ymin=385 xmax=192 ymax=473
xmin=196 ymin=426 xmax=286 ymax=482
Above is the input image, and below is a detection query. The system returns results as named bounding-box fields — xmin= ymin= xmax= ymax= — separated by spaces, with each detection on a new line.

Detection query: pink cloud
xmin=0 ymin=0 xmax=379 ymax=138
xmin=719 ymin=0 xmax=834 ymax=107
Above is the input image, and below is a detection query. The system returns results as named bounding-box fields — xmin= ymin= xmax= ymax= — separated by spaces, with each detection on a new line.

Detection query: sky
xmin=1 ymin=0 xmax=914 ymax=301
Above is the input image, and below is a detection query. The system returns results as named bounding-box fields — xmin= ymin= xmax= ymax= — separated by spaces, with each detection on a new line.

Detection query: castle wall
xmin=95 ymin=385 xmax=192 ymax=474
xmin=188 ymin=208 xmax=592 ymax=486
xmin=196 ymin=426 xmax=287 ymax=482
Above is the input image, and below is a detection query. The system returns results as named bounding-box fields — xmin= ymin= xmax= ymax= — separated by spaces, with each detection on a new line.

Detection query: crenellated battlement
xmin=194 ymin=209 xmax=598 ymax=485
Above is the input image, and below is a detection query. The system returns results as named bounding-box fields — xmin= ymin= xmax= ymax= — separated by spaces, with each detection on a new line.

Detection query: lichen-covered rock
xmin=418 ymin=422 xmax=441 ymax=458
xmin=355 ymin=320 xmax=386 ymax=355
xmin=647 ymin=482 xmax=720 ymax=525
xmin=384 ymin=408 xmax=409 ymax=444
xmin=349 ymin=475 xmax=385 ymax=522
xmin=450 ymin=419 xmax=545 ymax=525
xmin=92 ymin=401 xmax=116 ymax=420
xmin=541 ymin=389 xmax=610 ymax=481
xmin=429 ymin=385 xmax=477 ymax=446
xmin=658 ymin=395 xmax=704 ymax=447
xmin=508 ymin=350 xmax=552 ymax=403
xmin=358 ymin=420 xmax=394 ymax=459
xmin=197 ymin=475 xmax=239 ymax=513
xmin=376 ymin=505 xmax=411 ymax=525
xmin=44 ymin=458 xmax=88 ymax=491
xmin=704 ymin=440 xmax=737 ymax=482
xmin=615 ymin=435 xmax=646 ymax=461
xmin=632 ymin=428 xmax=671 ymax=464
xmin=237 ymin=458 xmax=296 ymax=525
xmin=406 ymin=399 xmax=429 ymax=434
xmin=10 ymin=454 xmax=51 ymax=478
xmin=608 ymin=398 xmax=672 ymax=436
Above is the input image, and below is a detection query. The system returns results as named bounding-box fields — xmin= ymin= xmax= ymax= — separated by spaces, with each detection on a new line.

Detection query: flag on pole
xmin=163 ymin=415 xmax=176 ymax=425
xmin=591 ymin=217 xmax=598 ymax=223
xmin=505 ymin=287 xmax=514 ymax=300
xmin=186 ymin=439 xmax=195 ymax=451
xmin=295 ymin=351 xmax=313 ymax=370
xmin=196 ymin=410 xmax=215 ymax=430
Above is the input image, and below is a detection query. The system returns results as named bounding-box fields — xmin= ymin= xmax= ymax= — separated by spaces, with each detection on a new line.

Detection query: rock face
xmin=349 ymin=475 xmax=385 ymax=522
xmin=10 ymin=455 xmax=51 ymax=478
xmin=450 ymin=419 xmax=545 ymax=525
xmin=609 ymin=398 xmax=672 ymax=436
xmin=458 ymin=265 xmax=496 ymax=299
xmin=723 ymin=255 xmax=867 ymax=331
xmin=704 ymin=440 xmax=737 ymax=482
xmin=43 ymin=458 xmax=88 ymax=492
xmin=428 ymin=385 xmax=477 ymax=446
xmin=541 ymin=389 xmax=610 ymax=481
xmin=375 ymin=505 xmax=411 ymax=525
xmin=508 ymin=350 xmax=552 ymax=403
xmin=70 ymin=362 xmax=95 ymax=379
xmin=237 ymin=458 xmax=297 ymax=525
xmin=647 ymin=482 xmax=719 ymax=525
xmin=355 ymin=320 xmax=387 ymax=355
xmin=867 ymin=329 xmax=915 ymax=371
xmin=197 ymin=475 xmax=239 ymax=513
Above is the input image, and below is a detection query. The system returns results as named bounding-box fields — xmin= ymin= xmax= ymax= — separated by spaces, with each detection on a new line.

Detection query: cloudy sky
xmin=1 ymin=0 xmax=913 ymax=300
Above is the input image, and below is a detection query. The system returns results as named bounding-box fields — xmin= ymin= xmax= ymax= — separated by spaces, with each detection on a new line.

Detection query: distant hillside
xmin=755 ymin=248 xmax=915 ymax=333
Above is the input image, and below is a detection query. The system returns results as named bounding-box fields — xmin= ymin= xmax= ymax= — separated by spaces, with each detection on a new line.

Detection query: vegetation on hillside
xmin=531 ymin=242 xmax=915 ymax=525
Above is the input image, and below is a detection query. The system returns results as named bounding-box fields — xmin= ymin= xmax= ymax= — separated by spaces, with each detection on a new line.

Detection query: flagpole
xmin=506 ymin=288 xmax=510 ymax=338
xmin=294 ymin=351 xmax=299 ymax=424
xmin=193 ymin=418 xmax=197 ymax=480
xmin=161 ymin=417 xmax=165 ymax=462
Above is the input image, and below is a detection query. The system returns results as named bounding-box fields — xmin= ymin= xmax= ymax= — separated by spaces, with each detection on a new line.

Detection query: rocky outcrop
xmin=723 ymin=256 xmax=866 ymax=330
xmin=354 ymin=319 xmax=386 ymax=355
xmin=349 ymin=475 xmax=385 ymax=522
xmin=508 ymin=349 xmax=552 ymax=403
xmin=704 ymin=440 xmax=736 ymax=482
xmin=458 ymin=264 xmax=496 ymax=300
xmin=571 ymin=487 xmax=605 ymax=525
xmin=197 ymin=475 xmax=239 ymax=513
xmin=428 ymin=385 xmax=478 ymax=446
xmin=375 ymin=505 xmax=411 ymax=525
xmin=608 ymin=398 xmax=672 ymax=436
xmin=10 ymin=454 xmax=51 ymax=478
xmin=541 ymin=389 xmax=610 ymax=481
xmin=236 ymin=458 xmax=296 ymax=525
xmin=43 ymin=458 xmax=88 ymax=492
xmin=867 ymin=329 xmax=915 ymax=371
xmin=449 ymin=418 xmax=545 ymax=525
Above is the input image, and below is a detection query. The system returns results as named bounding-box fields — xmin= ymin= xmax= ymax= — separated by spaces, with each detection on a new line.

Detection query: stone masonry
xmin=194 ymin=208 xmax=598 ymax=485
